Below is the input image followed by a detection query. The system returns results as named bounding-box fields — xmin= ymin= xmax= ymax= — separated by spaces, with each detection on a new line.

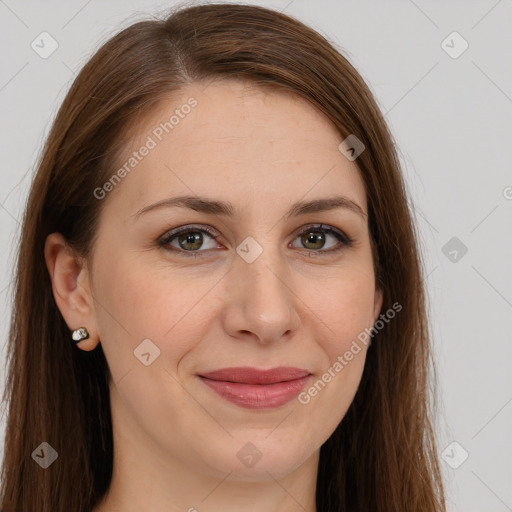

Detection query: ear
xmin=373 ymin=286 xmax=384 ymax=325
xmin=44 ymin=232 xmax=100 ymax=351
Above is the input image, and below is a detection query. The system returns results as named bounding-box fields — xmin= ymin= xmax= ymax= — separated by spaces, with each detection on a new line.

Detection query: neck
xmin=92 ymin=390 xmax=319 ymax=512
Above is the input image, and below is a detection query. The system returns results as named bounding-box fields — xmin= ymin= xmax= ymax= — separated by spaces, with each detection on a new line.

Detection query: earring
xmin=71 ymin=327 xmax=89 ymax=344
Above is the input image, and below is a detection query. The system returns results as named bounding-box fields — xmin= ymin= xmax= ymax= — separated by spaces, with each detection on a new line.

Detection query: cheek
xmin=296 ymin=274 xmax=374 ymax=441
xmin=91 ymin=253 xmax=218 ymax=366
xmin=298 ymin=266 xmax=375 ymax=400
xmin=90 ymin=256 xmax=210 ymax=441
xmin=311 ymin=266 xmax=377 ymax=353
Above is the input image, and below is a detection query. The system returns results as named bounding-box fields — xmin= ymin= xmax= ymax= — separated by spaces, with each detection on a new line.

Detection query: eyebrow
xmin=132 ymin=195 xmax=367 ymax=221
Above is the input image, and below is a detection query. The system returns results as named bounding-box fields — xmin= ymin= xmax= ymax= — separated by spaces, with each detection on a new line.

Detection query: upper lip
xmin=198 ymin=366 xmax=311 ymax=385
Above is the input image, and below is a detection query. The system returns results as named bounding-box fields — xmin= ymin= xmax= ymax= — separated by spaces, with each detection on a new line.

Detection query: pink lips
xmin=198 ymin=366 xmax=312 ymax=409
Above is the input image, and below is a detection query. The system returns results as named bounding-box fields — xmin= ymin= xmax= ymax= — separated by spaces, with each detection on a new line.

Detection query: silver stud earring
xmin=71 ymin=327 xmax=89 ymax=344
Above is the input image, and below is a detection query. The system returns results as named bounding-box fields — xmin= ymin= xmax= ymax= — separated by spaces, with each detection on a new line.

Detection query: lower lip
xmin=198 ymin=375 xmax=311 ymax=409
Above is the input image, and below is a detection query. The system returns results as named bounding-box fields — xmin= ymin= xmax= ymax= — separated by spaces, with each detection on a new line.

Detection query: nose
xmin=221 ymin=245 xmax=301 ymax=345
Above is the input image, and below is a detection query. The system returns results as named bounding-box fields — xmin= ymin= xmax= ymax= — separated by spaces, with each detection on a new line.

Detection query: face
xmin=63 ymin=79 xmax=382 ymax=481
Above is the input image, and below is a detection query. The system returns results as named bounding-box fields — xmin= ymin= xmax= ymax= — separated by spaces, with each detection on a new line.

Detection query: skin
xmin=45 ymin=79 xmax=383 ymax=512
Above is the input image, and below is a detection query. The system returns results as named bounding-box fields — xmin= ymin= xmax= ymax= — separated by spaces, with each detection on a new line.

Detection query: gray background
xmin=0 ymin=1 xmax=511 ymax=510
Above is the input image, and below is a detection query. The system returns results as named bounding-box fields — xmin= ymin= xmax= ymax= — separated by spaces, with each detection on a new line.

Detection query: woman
xmin=0 ymin=3 xmax=445 ymax=511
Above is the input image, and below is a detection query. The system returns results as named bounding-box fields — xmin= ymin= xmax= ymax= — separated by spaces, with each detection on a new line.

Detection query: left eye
xmin=159 ymin=224 xmax=351 ymax=256
xmin=290 ymin=224 xmax=350 ymax=253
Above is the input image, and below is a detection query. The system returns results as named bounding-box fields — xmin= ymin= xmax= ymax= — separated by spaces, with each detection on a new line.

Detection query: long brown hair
xmin=0 ymin=3 xmax=445 ymax=511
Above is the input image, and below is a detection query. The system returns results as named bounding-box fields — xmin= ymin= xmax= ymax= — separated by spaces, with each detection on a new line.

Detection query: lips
xmin=198 ymin=366 xmax=311 ymax=384
xmin=197 ymin=366 xmax=312 ymax=409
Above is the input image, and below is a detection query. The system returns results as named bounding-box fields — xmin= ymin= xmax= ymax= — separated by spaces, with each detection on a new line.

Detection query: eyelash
xmin=158 ymin=224 xmax=353 ymax=258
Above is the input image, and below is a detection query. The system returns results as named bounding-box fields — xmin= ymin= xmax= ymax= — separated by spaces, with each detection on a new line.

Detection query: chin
xmin=198 ymin=437 xmax=313 ymax=481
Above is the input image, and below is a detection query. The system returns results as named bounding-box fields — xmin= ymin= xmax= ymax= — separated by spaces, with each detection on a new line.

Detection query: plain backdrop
xmin=0 ymin=1 xmax=511 ymax=511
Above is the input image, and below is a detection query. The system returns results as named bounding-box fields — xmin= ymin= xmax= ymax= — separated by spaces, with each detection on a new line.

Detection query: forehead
xmin=105 ymin=79 xmax=368 ymax=219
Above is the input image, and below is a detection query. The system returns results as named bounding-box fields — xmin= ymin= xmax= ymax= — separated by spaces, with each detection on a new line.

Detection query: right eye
xmin=158 ymin=225 xmax=223 ymax=256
